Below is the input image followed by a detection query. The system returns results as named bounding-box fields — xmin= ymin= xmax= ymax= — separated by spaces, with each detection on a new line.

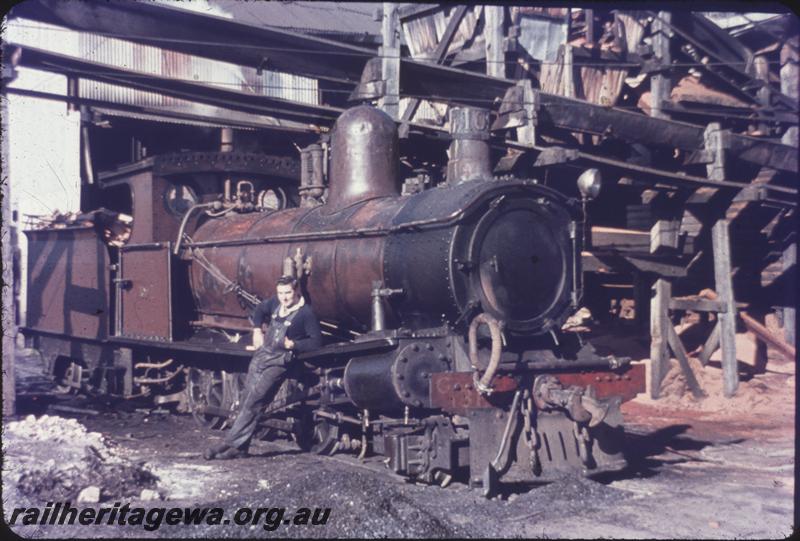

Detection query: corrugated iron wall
xmin=7 ymin=17 xmax=320 ymax=111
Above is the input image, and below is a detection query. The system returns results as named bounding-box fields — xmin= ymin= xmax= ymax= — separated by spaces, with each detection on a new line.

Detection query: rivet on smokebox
xmin=496 ymin=411 xmax=504 ymax=419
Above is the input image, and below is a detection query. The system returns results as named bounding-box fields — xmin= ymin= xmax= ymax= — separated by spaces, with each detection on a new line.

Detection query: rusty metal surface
xmin=120 ymin=243 xmax=172 ymax=340
xmin=430 ymin=372 xmax=517 ymax=415
xmin=25 ymin=226 xmax=110 ymax=340
xmin=123 ymin=170 xmax=184 ymax=245
xmin=153 ymin=152 xmax=300 ymax=180
xmin=554 ymin=363 xmax=646 ymax=403
xmin=187 ymin=179 xmax=577 ymax=334
xmin=446 ymin=107 xmax=492 ymax=184
xmin=328 ymin=105 xmax=398 ymax=210
xmin=190 ymin=198 xmax=400 ymax=329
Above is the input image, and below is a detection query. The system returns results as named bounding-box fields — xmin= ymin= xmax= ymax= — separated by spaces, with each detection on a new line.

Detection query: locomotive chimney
xmin=446 ymin=107 xmax=492 ymax=184
xmin=328 ymin=105 xmax=398 ymax=210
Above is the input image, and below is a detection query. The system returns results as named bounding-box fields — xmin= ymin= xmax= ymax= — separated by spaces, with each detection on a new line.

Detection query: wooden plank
xmin=581 ymin=251 xmax=688 ymax=278
xmin=592 ymin=226 xmax=650 ymax=251
xmin=650 ymin=278 xmax=671 ymax=398
xmin=669 ymin=298 xmax=725 ymax=313
xmin=699 ymin=322 xmax=721 ymax=367
xmin=712 ymin=219 xmax=739 ymax=397
xmin=667 ymin=324 xmax=706 ymax=398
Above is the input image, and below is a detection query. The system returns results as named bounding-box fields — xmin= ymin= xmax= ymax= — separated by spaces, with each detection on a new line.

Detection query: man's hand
xmin=284 ymin=337 xmax=295 ymax=350
xmin=247 ymin=328 xmax=265 ymax=351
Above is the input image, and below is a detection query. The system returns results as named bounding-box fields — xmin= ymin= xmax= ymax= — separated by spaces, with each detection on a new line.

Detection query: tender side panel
xmin=25 ymin=226 xmax=110 ymax=339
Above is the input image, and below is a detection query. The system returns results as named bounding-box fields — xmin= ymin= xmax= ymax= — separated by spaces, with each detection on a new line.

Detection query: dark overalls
xmin=223 ymin=308 xmax=300 ymax=451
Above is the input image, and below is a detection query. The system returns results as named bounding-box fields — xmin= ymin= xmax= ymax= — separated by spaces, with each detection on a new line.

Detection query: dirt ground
xmin=2 ymin=327 xmax=796 ymax=539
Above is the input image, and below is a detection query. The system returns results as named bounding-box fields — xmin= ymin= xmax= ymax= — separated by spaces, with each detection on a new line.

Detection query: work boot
xmin=215 ymin=446 xmax=248 ymax=460
xmin=203 ymin=443 xmax=232 ymax=460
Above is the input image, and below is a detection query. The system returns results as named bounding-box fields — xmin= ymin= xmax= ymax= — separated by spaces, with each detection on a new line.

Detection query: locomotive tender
xmin=22 ymin=105 xmax=644 ymax=495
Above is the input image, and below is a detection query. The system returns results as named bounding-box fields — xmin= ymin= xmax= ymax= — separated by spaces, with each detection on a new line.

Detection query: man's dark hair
xmin=276 ymin=276 xmax=298 ymax=290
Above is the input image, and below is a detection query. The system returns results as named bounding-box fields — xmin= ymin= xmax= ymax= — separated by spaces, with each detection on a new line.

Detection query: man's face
xmin=276 ymin=283 xmax=298 ymax=308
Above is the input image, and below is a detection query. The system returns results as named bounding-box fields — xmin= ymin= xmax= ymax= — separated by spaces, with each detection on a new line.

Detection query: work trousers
xmin=223 ymin=346 xmax=291 ymax=451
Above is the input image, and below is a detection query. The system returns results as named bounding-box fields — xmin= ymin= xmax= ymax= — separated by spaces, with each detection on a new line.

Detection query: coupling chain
xmin=520 ymin=390 xmax=540 ymax=475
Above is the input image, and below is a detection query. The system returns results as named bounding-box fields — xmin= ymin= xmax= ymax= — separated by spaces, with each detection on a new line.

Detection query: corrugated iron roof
xmin=217 ymin=1 xmax=379 ymax=36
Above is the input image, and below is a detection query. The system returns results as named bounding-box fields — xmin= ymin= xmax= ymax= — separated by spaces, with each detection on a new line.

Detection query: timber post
xmin=712 ymin=219 xmax=739 ymax=397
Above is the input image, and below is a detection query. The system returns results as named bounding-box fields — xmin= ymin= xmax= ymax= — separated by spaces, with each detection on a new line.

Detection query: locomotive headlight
xmin=577 ymin=168 xmax=602 ymax=200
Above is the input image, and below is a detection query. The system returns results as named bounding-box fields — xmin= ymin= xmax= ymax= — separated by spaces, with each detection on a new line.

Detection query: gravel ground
xmin=3 ymin=349 xmax=795 ymax=539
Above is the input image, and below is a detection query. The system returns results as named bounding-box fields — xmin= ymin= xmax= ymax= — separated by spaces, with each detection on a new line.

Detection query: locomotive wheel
xmin=185 ymin=368 xmax=226 ymax=429
xmin=294 ymin=415 xmax=339 ymax=455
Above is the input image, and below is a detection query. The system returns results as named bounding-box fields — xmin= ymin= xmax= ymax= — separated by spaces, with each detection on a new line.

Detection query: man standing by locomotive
xmin=204 ymin=276 xmax=322 ymax=460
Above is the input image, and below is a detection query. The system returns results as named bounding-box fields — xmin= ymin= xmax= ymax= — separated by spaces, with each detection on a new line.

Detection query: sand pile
xmin=3 ymin=414 xmax=159 ymax=504
xmin=638 ymin=355 xmax=793 ymax=415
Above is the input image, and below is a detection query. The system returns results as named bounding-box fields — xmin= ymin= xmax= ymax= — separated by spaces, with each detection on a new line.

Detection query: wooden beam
xmin=1 ymin=82 xmax=15 ymax=416
xmin=782 ymin=242 xmax=796 ymax=348
xmin=667 ymin=324 xmax=706 ymax=398
xmin=699 ymin=322 xmax=720 ymax=367
xmin=754 ymin=55 xmax=771 ymax=134
xmin=669 ymin=297 xmax=726 ymax=313
xmin=780 ymin=39 xmax=799 ymax=148
xmin=584 ymin=9 xmax=595 ymax=46
xmin=485 ymin=6 xmax=505 ymax=78
xmin=563 ymin=44 xmax=575 ymax=98
xmin=650 ymin=220 xmax=680 ymax=254
xmin=712 ymin=219 xmax=739 ymax=397
xmin=740 ymin=311 xmax=796 ymax=363
xmin=651 ymin=11 xmax=672 ymax=120
xmin=780 ymin=40 xmax=798 ymax=347
xmin=581 ymin=251 xmax=689 ymax=277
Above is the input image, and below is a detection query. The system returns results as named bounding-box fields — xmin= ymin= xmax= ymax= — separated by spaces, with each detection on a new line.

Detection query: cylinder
xmin=328 ymin=105 xmax=398 ymax=210
xmin=446 ymin=107 xmax=492 ymax=184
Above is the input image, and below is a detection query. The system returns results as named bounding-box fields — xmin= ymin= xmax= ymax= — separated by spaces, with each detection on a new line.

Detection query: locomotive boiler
xmin=21 ymin=104 xmax=645 ymax=496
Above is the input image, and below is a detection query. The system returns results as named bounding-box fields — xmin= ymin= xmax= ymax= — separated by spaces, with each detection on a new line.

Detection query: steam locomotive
xmin=21 ymin=105 xmax=644 ymax=495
